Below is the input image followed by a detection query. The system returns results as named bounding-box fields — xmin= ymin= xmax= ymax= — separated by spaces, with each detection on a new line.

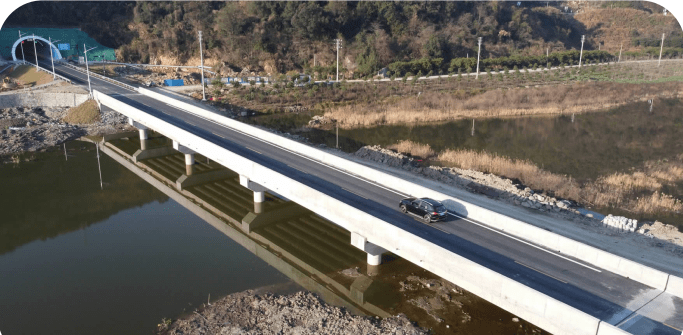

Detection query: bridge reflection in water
xmin=101 ymin=132 xmax=393 ymax=317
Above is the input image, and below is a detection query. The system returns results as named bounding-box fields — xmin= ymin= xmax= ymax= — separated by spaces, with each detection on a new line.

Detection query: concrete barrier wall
xmin=597 ymin=321 xmax=632 ymax=335
xmin=97 ymin=89 xmax=604 ymax=335
xmin=0 ymin=92 xmax=89 ymax=108
xmin=138 ymin=87 xmax=677 ymax=296
xmin=666 ymin=275 xmax=683 ymax=298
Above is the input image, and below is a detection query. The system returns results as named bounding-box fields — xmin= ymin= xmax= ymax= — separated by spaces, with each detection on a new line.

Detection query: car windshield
xmin=435 ymin=205 xmax=446 ymax=212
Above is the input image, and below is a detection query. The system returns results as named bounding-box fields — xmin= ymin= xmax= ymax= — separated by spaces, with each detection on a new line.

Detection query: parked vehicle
xmin=399 ymin=197 xmax=448 ymax=223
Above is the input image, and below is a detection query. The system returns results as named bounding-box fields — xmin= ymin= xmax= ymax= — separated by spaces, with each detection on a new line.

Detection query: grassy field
xmin=3 ymin=65 xmax=53 ymax=87
xmin=62 ymin=100 xmax=100 ymax=124
xmin=214 ymin=61 xmax=683 ymax=130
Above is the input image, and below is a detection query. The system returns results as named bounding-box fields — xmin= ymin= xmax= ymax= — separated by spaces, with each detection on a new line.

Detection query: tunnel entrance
xmin=11 ymin=36 xmax=62 ymax=64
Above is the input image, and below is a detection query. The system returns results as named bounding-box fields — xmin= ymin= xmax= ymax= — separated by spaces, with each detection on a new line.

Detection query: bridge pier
xmin=173 ymin=140 xmax=196 ymax=175
xmin=129 ymin=118 xmax=149 ymax=140
xmin=351 ymin=232 xmax=387 ymax=274
xmin=239 ymin=175 xmax=267 ymax=213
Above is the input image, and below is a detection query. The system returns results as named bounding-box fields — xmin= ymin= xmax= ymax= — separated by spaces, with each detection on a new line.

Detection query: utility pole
xmin=658 ymin=33 xmax=665 ymax=67
xmin=49 ymin=37 xmax=61 ymax=79
xmin=198 ymin=31 xmax=206 ymax=101
xmin=336 ymin=121 xmax=339 ymax=149
xmin=18 ymin=30 xmax=28 ymax=65
xmin=476 ymin=37 xmax=482 ymax=79
xmin=334 ymin=38 xmax=342 ymax=82
xmin=618 ymin=43 xmax=623 ymax=62
xmin=579 ymin=35 xmax=585 ymax=69
xmin=84 ymin=44 xmax=97 ymax=97
xmin=32 ymin=34 xmax=39 ymax=70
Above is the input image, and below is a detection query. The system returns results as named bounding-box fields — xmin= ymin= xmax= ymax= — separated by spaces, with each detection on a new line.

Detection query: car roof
xmin=420 ymin=198 xmax=443 ymax=206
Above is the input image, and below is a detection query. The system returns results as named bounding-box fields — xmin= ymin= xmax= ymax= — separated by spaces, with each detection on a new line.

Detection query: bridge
xmin=40 ymin=57 xmax=683 ymax=335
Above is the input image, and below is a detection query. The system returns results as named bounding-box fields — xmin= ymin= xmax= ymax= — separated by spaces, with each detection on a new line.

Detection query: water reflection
xmin=310 ymin=99 xmax=683 ymax=181
xmin=0 ymin=141 xmax=167 ymax=255
xmin=0 ymin=141 xmax=292 ymax=335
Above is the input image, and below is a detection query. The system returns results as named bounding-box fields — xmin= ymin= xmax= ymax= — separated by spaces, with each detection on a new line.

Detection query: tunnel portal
xmin=11 ymin=36 xmax=62 ymax=63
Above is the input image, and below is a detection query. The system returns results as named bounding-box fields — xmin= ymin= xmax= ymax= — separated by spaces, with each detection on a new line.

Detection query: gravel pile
xmin=163 ymin=291 xmax=427 ymax=335
xmin=0 ymin=105 xmax=129 ymax=156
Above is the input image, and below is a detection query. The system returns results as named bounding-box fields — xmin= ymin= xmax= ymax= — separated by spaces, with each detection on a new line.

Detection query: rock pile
xmin=602 ymin=214 xmax=637 ymax=232
xmin=308 ymin=115 xmax=334 ymax=126
xmin=163 ymin=290 xmax=428 ymax=335
xmin=0 ymin=105 xmax=129 ymax=157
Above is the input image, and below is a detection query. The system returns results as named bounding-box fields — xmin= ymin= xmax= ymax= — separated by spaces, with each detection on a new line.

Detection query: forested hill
xmin=3 ymin=1 xmax=680 ymax=76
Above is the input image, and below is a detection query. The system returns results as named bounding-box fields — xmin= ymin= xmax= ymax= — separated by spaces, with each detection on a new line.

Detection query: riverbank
xmin=159 ymin=290 xmax=428 ymax=335
xmin=0 ymin=98 xmax=129 ymax=161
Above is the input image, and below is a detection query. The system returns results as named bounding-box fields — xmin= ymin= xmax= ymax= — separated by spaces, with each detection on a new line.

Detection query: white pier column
xmin=128 ymin=118 xmax=149 ymax=141
xmin=239 ymin=175 xmax=267 ymax=212
xmin=351 ymin=232 xmax=388 ymax=274
xmin=173 ymin=140 xmax=197 ymax=175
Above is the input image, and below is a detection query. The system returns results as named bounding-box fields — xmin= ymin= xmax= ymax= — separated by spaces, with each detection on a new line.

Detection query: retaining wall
xmin=137 ymin=87 xmax=681 ymax=298
xmin=98 ymin=89 xmax=606 ymax=335
xmin=0 ymin=92 xmax=89 ymax=108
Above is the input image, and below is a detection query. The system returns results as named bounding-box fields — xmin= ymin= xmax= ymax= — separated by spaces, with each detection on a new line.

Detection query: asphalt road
xmin=48 ymin=61 xmax=682 ymax=335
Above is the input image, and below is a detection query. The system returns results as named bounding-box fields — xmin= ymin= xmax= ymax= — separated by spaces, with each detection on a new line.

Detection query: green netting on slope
xmin=0 ymin=27 xmax=115 ymax=61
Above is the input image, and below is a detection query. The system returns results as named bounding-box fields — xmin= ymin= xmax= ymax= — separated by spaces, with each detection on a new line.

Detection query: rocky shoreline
xmin=159 ymin=290 xmax=428 ymax=335
xmin=0 ymin=105 xmax=129 ymax=161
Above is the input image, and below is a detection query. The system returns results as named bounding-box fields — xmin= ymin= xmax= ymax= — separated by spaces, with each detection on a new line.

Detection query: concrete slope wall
xmin=97 ymin=90 xmax=604 ymax=335
xmin=0 ymin=92 xmax=88 ymax=108
xmin=138 ymin=87 xmax=679 ymax=297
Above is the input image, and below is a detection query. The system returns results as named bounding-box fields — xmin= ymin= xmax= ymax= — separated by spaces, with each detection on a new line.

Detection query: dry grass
xmin=436 ymin=148 xmax=683 ymax=215
xmin=575 ymin=8 xmax=679 ymax=52
xmin=63 ymin=100 xmax=100 ymax=124
xmin=5 ymin=65 xmax=53 ymax=87
xmin=325 ymin=82 xmax=683 ymax=128
xmin=387 ymin=140 xmax=435 ymax=159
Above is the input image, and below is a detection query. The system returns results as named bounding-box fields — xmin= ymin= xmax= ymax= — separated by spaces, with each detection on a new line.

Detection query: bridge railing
xmin=61 ymin=62 xmax=137 ymax=91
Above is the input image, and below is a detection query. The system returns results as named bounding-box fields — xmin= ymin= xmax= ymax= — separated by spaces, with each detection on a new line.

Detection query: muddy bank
xmin=160 ymin=290 xmax=428 ymax=335
xmin=0 ymin=105 xmax=129 ymax=160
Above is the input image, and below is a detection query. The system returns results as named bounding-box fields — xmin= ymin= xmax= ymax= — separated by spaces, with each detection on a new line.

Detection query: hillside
xmin=2 ymin=1 xmax=681 ymax=77
xmin=574 ymin=7 xmax=681 ymax=52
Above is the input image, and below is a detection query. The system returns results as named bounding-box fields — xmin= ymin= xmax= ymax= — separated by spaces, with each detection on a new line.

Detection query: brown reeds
xmin=325 ymin=82 xmax=683 ymax=128
xmin=435 ymin=148 xmax=683 ymax=216
xmin=387 ymin=140 xmax=435 ymax=158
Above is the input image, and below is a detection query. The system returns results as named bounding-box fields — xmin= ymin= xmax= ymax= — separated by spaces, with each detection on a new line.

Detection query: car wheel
xmin=423 ymin=214 xmax=431 ymax=223
xmin=401 ymin=205 xmax=407 ymax=213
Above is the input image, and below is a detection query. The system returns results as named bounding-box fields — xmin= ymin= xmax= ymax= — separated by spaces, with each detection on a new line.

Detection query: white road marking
xmin=160 ymin=102 xmax=410 ymax=197
xmin=427 ymin=224 xmax=451 ymax=235
xmin=246 ymin=147 xmax=262 ymax=154
xmin=342 ymin=187 xmax=368 ymax=200
xmin=515 ymin=261 xmax=568 ymax=284
xmin=448 ymin=212 xmax=602 ymax=272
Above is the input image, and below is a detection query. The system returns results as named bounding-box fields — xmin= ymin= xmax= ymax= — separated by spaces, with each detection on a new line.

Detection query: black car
xmin=399 ymin=197 xmax=448 ymax=223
